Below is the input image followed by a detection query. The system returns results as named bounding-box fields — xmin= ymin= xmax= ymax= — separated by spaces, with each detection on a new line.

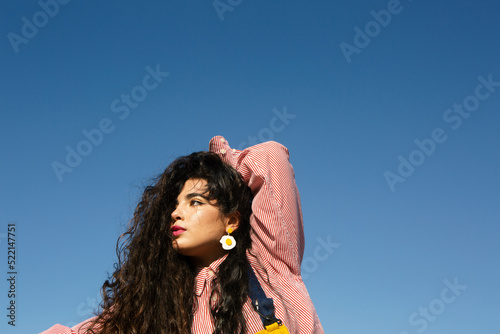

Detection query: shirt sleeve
xmin=209 ymin=135 xmax=304 ymax=275
xmin=39 ymin=317 xmax=98 ymax=334
xmin=39 ymin=324 xmax=76 ymax=334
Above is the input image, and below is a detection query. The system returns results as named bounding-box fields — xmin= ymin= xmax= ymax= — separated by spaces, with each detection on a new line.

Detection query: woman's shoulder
xmin=39 ymin=324 xmax=75 ymax=334
xmin=39 ymin=317 xmax=98 ymax=334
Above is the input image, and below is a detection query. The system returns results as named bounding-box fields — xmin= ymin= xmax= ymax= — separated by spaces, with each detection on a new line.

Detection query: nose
xmin=171 ymin=205 xmax=183 ymax=222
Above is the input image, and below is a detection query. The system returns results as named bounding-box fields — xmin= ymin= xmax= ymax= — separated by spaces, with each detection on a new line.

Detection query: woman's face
xmin=170 ymin=178 xmax=237 ymax=267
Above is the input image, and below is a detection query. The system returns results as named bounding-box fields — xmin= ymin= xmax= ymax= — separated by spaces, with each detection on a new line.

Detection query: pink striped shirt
xmin=40 ymin=136 xmax=324 ymax=334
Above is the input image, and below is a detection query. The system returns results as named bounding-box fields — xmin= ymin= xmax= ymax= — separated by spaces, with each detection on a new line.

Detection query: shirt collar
xmin=194 ymin=254 xmax=229 ymax=296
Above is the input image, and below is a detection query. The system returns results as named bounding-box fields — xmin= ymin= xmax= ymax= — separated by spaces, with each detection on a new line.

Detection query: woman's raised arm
xmin=209 ymin=135 xmax=304 ymax=276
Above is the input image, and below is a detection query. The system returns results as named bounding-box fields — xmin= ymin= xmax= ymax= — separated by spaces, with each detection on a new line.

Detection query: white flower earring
xmin=220 ymin=227 xmax=236 ymax=250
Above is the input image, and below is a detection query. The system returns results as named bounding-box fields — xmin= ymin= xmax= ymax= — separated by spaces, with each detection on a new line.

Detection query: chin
xmin=172 ymin=240 xmax=181 ymax=252
xmin=172 ymin=241 xmax=190 ymax=256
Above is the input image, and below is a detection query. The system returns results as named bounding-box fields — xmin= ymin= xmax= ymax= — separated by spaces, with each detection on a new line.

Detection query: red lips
xmin=171 ymin=225 xmax=186 ymax=236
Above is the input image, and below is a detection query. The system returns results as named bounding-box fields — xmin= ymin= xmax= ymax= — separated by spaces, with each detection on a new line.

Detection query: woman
xmin=41 ymin=136 xmax=324 ymax=334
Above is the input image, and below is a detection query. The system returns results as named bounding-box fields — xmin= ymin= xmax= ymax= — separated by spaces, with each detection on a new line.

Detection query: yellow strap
xmin=254 ymin=322 xmax=290 ymax=334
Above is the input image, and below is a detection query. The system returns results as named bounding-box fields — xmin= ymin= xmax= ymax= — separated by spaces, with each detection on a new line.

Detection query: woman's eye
xmin=191 ymin=200 xmax=202 ymax=206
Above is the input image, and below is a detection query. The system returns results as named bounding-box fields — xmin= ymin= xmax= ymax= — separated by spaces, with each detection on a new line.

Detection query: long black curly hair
xmin=84 ymin=151 xmax=253 ymax=334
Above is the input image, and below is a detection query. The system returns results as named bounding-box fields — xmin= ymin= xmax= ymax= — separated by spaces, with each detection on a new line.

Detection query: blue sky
xmin=1 ymin=0 xmax=499 ymax=333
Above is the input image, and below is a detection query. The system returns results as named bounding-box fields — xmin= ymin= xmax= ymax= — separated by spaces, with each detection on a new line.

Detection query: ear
xmin=225 ymin=211 xmax=240 ymax=232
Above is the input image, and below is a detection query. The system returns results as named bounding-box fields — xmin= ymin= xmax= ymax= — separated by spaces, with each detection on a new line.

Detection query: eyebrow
xmin=185 ymin=192 xmax=210 ymax=200
xmin=175 ymin=192 xmax=210 ymax=206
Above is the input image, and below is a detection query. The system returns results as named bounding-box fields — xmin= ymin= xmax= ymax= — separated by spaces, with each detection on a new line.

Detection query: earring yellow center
xmin=225 ymin=238 xmax=232 ymax=246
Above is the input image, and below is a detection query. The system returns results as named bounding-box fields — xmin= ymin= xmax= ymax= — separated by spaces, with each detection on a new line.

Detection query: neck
xmin=191 ymin=250 xmax=228 ymax=268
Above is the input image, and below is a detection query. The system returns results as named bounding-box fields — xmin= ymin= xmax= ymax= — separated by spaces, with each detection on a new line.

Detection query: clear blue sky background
xmin=1 ymin=0 xmax=499 ymax=333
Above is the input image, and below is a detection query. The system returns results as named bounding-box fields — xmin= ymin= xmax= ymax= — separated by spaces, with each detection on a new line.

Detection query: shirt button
xmin=232 ymin=148 xmax=236 ymax=153
xmin=219 ymin=149 xmax=226 ymax=154
xmin=220 ymin=138 xmax=225 ymax=143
